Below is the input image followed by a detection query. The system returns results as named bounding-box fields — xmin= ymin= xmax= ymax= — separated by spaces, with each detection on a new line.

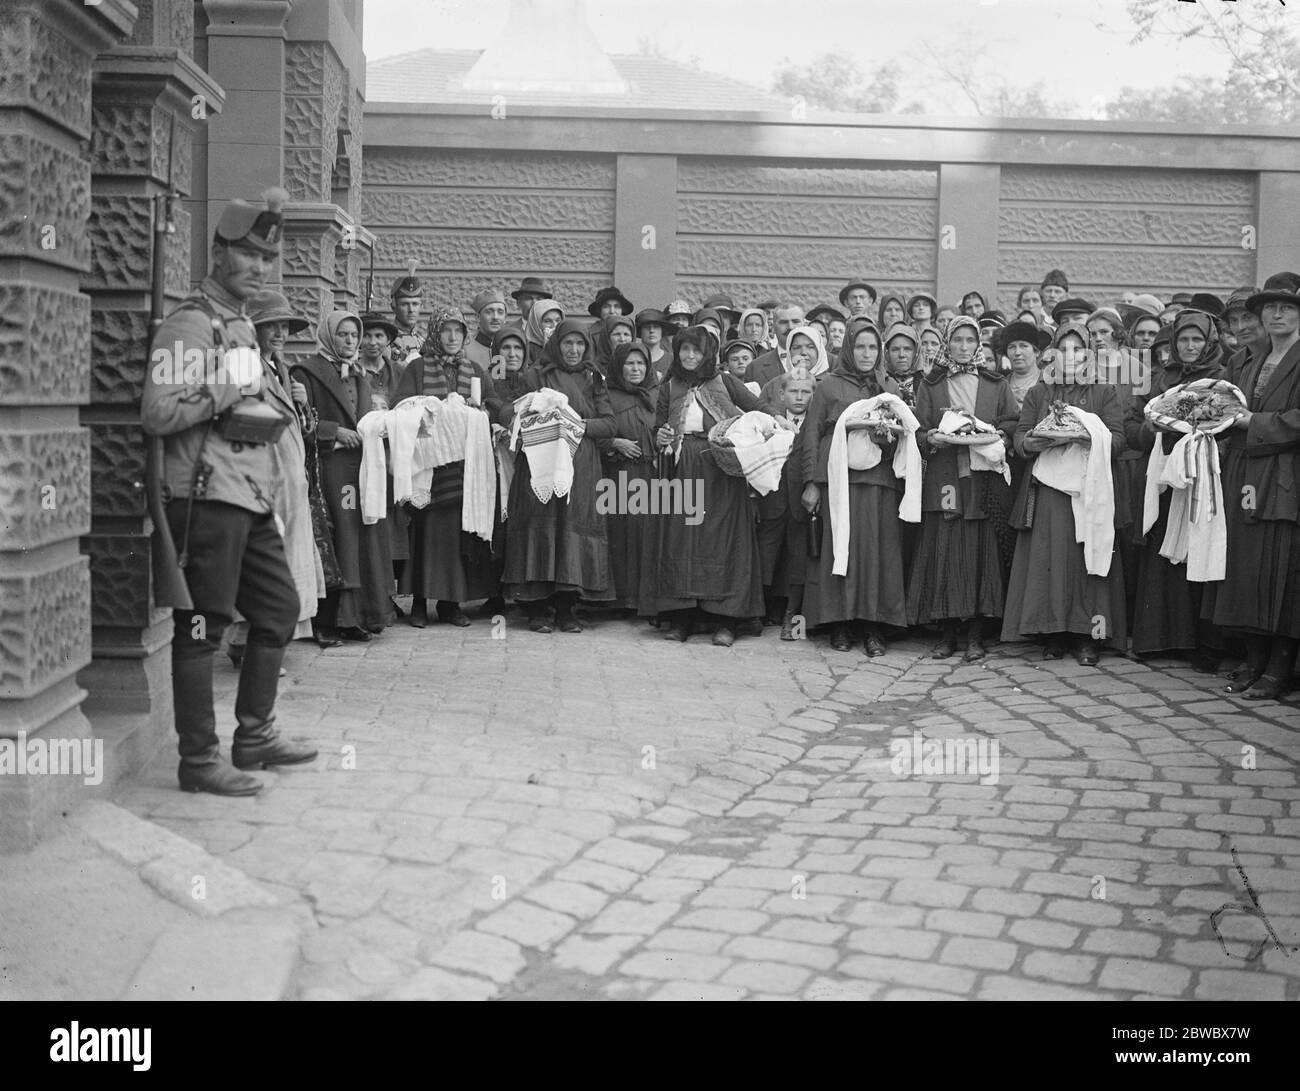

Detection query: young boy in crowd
xmin=722 ymin=338 xmax=761 ymax=396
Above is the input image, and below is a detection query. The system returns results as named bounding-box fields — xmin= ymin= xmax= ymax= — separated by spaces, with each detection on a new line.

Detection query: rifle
xmin=144 ymin=187 xmax=193 ymax=609
xmin=364 ymin=243 xmax=374 ymax=314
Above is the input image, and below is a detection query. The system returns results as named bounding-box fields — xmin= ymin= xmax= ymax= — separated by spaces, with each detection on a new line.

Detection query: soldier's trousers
xmin=165 ymin=500 xmax=299 ymax=765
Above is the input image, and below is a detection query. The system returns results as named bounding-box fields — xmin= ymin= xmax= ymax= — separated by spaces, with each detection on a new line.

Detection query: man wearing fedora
xmin=466 ymin=288 xmax=508 ymax=371
xmin=141 ymin=188 xmax=318 ymax=796
xmin=511 ymin=276 xmax=553 ymax=323
xmin=839 ymin=280 xmax=877 ymax=319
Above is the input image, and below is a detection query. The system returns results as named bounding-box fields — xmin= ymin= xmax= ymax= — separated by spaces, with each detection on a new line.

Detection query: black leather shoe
xmin=1042 ymin=636 xmax=1066 ymax=660
xmin=1078 ymin=639 xmax=1100 ymax=667
xmin=712 ymin=625 xmax=736 ymax=647
xmin=964 ymin=639 xmax=986 ymax=663
xmin=1224 ymin=671 xmax=1264 ymax=694
xmin=231 ymin=736 xmax=319 ymax=770
xmin=441 ymin=609 xmax=471 ymax=628
xmin=664 ymin=621 xmax=690 ymax=643
xmin=338 ymin=626 xmax=372 ymax=642
xmin=314 ymin=630 xmax=342 ymax=649
xmin=528 ymin=617 xmax=554 ymax=634
xmin=830 ymin=625 xmax=853 ymax=651
xmin=1241 ymin=675 xmax=1289 ymax=701
xmin=557 ymin=615 xmax=583 ymax=633
xmin=864 ymin=632 xmax=887 ymax=657
xmin=178 ymin=759 xmax=263 ymax=796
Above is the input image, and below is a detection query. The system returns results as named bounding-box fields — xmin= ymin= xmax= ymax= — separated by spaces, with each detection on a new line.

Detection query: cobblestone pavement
xmin=117 ymin=608 xmax=1300 ymax=1000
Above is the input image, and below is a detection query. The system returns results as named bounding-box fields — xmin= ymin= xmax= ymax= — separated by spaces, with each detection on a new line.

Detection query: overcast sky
xmin=362 ymin=0 xmax=1234 ymax=116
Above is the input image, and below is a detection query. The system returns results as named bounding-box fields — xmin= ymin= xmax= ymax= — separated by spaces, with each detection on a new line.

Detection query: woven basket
xmin=706 ymin=415 xmax=747 ymax=477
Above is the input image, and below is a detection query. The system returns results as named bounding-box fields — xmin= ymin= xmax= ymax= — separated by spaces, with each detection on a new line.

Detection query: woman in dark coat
xmin=292 ymin=310 xmax=394 ymax=640
xmin=800 ymin=321 xmax=909 ymax=655
xmin=1126 ymin=309 xmax=1226 ymax=661
xmin=1001 ymin=323 xmax=1128 ymax=665
xmin=908 ymin=316 xmax=1020 ymax=660
xmin=501 ymin=317 xmax=615 ymax=633
xmin=600 ymin=340 xmax=660 ymax=609
xmin=639 ymin=325 xmax=772 ymax=646
xmin=590 ymin=314 xmax=635 ymax=378
xmin=1202 ymin=276 xmax=1300 ymax=700
xmin=391 ymin=307 xmax=501 ymax=628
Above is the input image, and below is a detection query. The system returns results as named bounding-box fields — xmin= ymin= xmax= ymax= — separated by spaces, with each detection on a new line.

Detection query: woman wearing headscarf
xmin=524 ymin=299 xmax=564 ymax=359
xmin=739 ymin=307 xmax=773 ymax=352
xmin=501 ymin=317 xmax=615 ymax=632
xmin=292 ymin=310 xmax=394 ymax=641
xmin=800 ymin=321 xmax=911 ymax=656
xmin=591 ymin=313 xmax=635 ymax=378
xmin=908 ymin=316 xmax=1020 ymax=661
xmin=639 ymin=325 xmax=772 ymax=646
xmin=877 ymin=294 xmax=907 ymax=331
xmin=883 ymin=322 xmax=924 ymax=407
xmin=1001 ymin=322 xmax=1127 ymax=665
xmin=960 ymin=291 xmax=988 ymax=319
xmin=1200 ymin=276 xmax=1300 ymax=700
xmin=1125 ymin=308 xmax=1225 ymax=662
xmin=917 ymin=324 xmax=942 ymax=376
xmin=600 ymin=340 xmax=660 ymax=610
xmin=391 ymin=306 xmax=501 ymax=628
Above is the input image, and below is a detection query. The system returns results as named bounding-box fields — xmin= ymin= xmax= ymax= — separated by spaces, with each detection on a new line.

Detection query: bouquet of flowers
xmin=854 ymin=404 xmax=904 ymax=444
xmin=1144 ymin=378 xmax=1245 ymax=436
xmin=1027 ymin=400 xmax=1091 ymax=442
xmin=937 ymin=408 xmax=1003 ymax=445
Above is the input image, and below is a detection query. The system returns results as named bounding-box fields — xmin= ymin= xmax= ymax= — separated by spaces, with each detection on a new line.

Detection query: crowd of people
xmin=274 ymin=263 xmax=1300 ymax=701
xmin=142 ymin=189 xmax=1300 ymax=796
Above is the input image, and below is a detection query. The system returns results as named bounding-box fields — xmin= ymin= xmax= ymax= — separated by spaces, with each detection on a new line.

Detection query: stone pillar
xmin=0 ymin=0 xmax=135 ymax=851
xmin=78 ymin=1 xmax=225 ymax=785
xmin=937 ymin=163 xmax=1000 ymax=310
xmin=614 ymin=155 xmax=677 ymax=313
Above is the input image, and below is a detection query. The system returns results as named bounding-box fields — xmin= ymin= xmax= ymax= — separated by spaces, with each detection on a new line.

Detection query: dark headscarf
xmin=835 ymin=320 xmax=889 ymax=393
xmin=537 ymin=316 xmax=597 ymax=375
xmin=667 ymin=325 xmax=721 ymax=386
xmin=876 ymin=294 xmax=906 ymax=329
xmin=1167 ymin=309 xmax=1225 ymax=375
xmin=592 ymin=314 xmax=635 ymax=374
xmin=491 ymin=325 xmax=531 ymax=368
xmin=607 ymin=340 xmax=658 ymax=412
xmin=960 ymin=290 xmax=988 ymax=317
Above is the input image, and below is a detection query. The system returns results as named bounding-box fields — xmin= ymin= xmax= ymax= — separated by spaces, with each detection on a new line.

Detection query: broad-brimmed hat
xmin=997 ymin=320 xmax=1052 ymax=354
xmin=907 ymin=293 xmax=938 ymax=316
xmin=700 ymin=293 xmax=740 ymax=321
xmin=664 ymin=299 xmax=693 ymax=319
xmin=1185 ymin=292 xmax=1225 ymax=320
xmin=245 ymin=289 xmax=309 ymax=333
xmin=470 ymin=288 xmax=507 ymax=314
xmin=806 ymin=303 xmax=847 ymax=325
xmin=588 ymin=286 xmax=634 ymax=317
xmin=756 ymin=298 xmax=781 ymax=311
xmin=510 ymin=276 xmax=552 ymax=302
xmin=634 ymin=307 xmax=674 ymax=333
xmin=838 ymin=280 xmax=878 ymax=307
xmin=359 ymin=312 xmax=400 ymax=341
xmin=1246 ymin=272 xmax=1300 ymax=316
xmin=1051 ymin=297 xmax=1096 ymax=324
xmin=214 ymin=187 xmax=288 ymax=254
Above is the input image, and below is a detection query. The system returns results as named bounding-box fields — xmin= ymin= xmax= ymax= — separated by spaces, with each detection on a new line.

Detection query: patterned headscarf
xmin=937 ymin=315 xmax=987 ymax=376
xmin=316 ymin=310 xmax=362 ymax=376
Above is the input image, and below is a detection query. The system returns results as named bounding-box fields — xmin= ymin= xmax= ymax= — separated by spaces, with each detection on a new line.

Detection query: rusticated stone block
xmin=91 ymin=103 xmax=156 ymax=177
xmin=129 ymin=0 xmax=195 ymax=51
xmin=678 ymin=161 xmax=937 ymax=199
xmin=322 ymin=47 xmax=345 ymax=145
xmin=89 ymin=422 xmax=146 ymax=520
xmin=282 ymin=283 xmax=331 ymax=333
xmin=86 ymin=534 xmax=153 ymax=630
xmin=0 ymin=132 xmax=90 ymax=269
xmin=90 ymin=307 xmax=149 ymax=406
xmin=997 ymin=246 xmax=1252 ymax=293
xmin=285 ymin=42 xmax=325 ymax=97
xmin=1000 ymin=165 xmax=1254 ymax=207
xmin=87 ymin=193 xmax=149 ymax=289
xmin=284 ymin=92 xmax=325 ymax=149
xmin=678 ymin=238 xmax=935 ymax=281
xmin=0 ymin=10 xmax=94 ymax=137
xmin=0 ymin=558 xmax=92 ymax=698
xmin=0 ymin=282 xmax=91 ymax=405
xmin=678 ymin=196 xmax=936 ymax=239
xmin=285 ymin=147 xmax=330 ymax=203
xmin=280 ymin=233 xmax=327 ymax=278
xmin=360 ymin=189 xmax=616 ymax=233
xmin=363 ymin=149 xmax=615 ymax=191
xmin=0 ymin=427 xmax=91 ymax=549
xmin=1000 ymin=206 xmax=1250 ymax=249
xmin=374 ymin=231 xmax=613 ymax=275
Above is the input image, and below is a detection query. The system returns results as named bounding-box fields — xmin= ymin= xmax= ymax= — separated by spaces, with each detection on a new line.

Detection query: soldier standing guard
xmin=389 ymin=259 xmax=426 ymax=378
xmin=142 ymin=188 xmax=318 ymax=796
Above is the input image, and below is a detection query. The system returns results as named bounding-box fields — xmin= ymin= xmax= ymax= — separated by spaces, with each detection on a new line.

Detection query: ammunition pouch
xmin=217 ymin=398 xmax=290 ymax=446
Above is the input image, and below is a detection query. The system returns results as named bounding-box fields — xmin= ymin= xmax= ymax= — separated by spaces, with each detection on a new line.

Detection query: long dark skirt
xmin=401 ymin=477 xmax=497 ymax=604
xmin=638 ymin=434 xmax=763 ymax=619
xmin=602 ymin=455 xmax=653 ymax=608
xmin=319 ymin=446 xmax=393 ymax=630
xmin=907 ymin=512 xmax=1004 ymax=624
xmin=803 ymin=482 xmax=908 ymax=627
xmin=1200 ymin=449 xmax=1300 ymax=636
xmin=1001 ymin=483 xmax=1127 ymax=648
xmin=504 ymin=437 xmax=612 ymax=601
xmin=1132 ymin=489 xmax=1209 ymax=654
xmin=984 ymin=464 xmax=1019 ymax=586
xmin=1114 ymin=453 xmax=1148 ymax=628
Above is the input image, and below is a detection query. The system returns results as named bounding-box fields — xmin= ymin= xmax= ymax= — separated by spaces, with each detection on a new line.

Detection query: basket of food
xmin=706 ymin=415 xmax=747 ymax=477
xmin=707 ymin=412 xmax=795 ymax=493
xmin=1027 ymin=400 xmax=1091 ymax=443
xmin=1144 ymin=377 xmax=1245 ymax=435
xmin=937 ymin=408 xmax=1005 ymax=446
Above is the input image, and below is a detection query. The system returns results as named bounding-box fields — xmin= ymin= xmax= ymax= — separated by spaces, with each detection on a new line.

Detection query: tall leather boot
xmin=173 ymin=612 xmax=262 ymax=796
xmin=1241 ymin=637 xmax=1298 ymax=702
xmin=230 ymin=642 xmax=318 ymax=769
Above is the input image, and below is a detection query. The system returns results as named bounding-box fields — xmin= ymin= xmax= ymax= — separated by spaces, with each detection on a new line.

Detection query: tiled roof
xmin=367 ymin=48 xmax=790 ymax=112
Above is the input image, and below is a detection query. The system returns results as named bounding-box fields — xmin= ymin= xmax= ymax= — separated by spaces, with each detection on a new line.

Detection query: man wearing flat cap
xmin=466 ymin=288 xmax=507 ymax=371
xmin=142 ymin=187 xmax=318 ymax=797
